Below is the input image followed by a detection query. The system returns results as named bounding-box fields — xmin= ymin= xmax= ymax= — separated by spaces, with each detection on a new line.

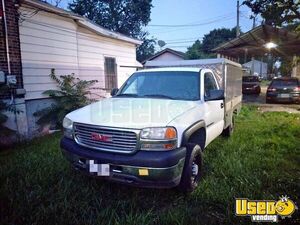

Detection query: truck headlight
xmin=63 ymin=117 xmax=73 ymax=139
xmin=140 ymin=127 xmax=177 ymax=150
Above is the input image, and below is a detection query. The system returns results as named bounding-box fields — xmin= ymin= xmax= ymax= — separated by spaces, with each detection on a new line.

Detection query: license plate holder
xmin=279 ymin=94 xmax=290 ymax=98
xmin=88 ymin=160 xmax=110 ymax=176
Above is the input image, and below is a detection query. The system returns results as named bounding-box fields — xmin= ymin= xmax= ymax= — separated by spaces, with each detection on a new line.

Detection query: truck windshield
xmin=116 ymin=71 xmax=200 ymax=101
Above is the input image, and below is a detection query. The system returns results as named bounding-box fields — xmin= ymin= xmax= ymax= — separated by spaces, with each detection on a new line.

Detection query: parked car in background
xmin=266 ymin=77 xmax=300 ymax=104
xmin=242 ymin=76 xmax=261 ymax=95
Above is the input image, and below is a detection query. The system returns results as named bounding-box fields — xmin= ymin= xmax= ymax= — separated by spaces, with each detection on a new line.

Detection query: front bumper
xmin=60 ymin=137 xmax=186 ymax=188
xmin=266 ymin=93 xmax=300 ymax=103
xmin=242 ymin=86 xmax=261 ymax=94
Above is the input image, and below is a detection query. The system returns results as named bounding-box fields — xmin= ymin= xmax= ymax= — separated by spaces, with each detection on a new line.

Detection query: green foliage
xmin=0 ymin=85 xmax=19 ymax=135
xmin=69 ymin=0 xmax=153 ymax=38
xmin=136 ymin=32 xmax=157 ymax=62
xmin=243 ymin=0 xmax=300 ymax=26
xmin=185 ymin=40 xmax=206 ymax=60
xmin=1 ymin=106 xmax=299 ymax=224
xmin=202 ymin=28 xmax=237 ymax=54
xmin=186 ymin=28 xmax=237 ymax=59
xmin=34 ymin=69 xmax=98 ymax=127
xmin=279 ymin=58 xmax=293 ymax=76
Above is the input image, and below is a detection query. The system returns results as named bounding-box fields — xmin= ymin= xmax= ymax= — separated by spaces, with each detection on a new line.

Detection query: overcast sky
xmin=54 ymin=0 xmax=258 ymax=52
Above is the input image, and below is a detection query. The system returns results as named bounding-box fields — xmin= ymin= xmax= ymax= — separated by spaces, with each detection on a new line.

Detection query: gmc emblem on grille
xmin=91 ymin=133 xmax=112 ymax=142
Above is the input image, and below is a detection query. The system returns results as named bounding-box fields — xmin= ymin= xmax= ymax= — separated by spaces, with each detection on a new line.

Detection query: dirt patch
xmin=257 ymin=104 xmax=300 ymax=114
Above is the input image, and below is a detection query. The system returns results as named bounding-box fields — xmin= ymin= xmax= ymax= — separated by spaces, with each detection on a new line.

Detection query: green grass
xmin=1 ymin=106 xmax=300 ymax=225
xmin=260 ymin=80 xmax=271 ymax=87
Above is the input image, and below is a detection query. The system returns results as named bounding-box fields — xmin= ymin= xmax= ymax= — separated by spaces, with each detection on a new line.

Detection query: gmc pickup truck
xmin=61 ymin=58 xmax=242 ymax=192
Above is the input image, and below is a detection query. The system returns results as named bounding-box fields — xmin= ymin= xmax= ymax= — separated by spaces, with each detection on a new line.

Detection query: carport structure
xmin=213 ymin=25 xmax=300 ymax=77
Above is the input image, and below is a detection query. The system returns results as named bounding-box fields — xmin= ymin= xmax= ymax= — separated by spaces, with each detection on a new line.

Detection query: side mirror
xmin=205 ymin=89 xmax=224 ymax=101
xmin=110 ymin=88 xmax=119 ymax=96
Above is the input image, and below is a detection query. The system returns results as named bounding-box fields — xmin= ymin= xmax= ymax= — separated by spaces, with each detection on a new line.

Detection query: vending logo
xmin=235 ymin=196 xmax=297 ymax=222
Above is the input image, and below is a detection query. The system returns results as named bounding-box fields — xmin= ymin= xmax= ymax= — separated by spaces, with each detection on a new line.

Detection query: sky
xmin=54 ymin=0 xmax=259 ymax=52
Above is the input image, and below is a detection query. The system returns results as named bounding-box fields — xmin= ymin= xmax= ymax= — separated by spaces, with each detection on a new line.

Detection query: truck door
xmin=203 ymin=71 xmax=225 ymax=146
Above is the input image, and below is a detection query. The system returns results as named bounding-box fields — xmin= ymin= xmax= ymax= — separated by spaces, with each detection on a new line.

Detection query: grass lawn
xmin=260 ymin=80 xmax=271 ymax=87
xmin=0 ymin=106 xmax=299 ymax=225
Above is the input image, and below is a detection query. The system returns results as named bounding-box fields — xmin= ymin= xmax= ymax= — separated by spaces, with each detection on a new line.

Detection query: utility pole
xmin=236 ymin=0 xmax=240 ymax=37
xmin=252 ymin=16 xmax=256 ymax=29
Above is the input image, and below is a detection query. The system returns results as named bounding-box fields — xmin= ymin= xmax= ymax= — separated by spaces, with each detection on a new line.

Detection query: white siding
xmin=243 ymin=60 xmax=268 ymax=78
xmin=19 ymin=6 xmax=138 ymax=100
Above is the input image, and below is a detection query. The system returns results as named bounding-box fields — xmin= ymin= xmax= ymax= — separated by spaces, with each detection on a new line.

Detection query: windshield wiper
xmin=114 ymin=93 xmax=139 ymax=98
xmin=142 ymin=94 xmax=175 ymax=99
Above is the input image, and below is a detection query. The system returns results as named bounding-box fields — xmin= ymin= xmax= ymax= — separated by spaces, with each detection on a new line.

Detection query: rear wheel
xmin=178 ymin=143 xmax=203 ymax=193
xmin=222 ymin=115 xmax=235 ymax=137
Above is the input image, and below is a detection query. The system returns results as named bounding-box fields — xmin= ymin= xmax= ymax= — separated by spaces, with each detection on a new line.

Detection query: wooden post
xmin=251 ymin=56 xmax=255 ymax=75
xmin=292 ymin=55 xmax=300 ymax=78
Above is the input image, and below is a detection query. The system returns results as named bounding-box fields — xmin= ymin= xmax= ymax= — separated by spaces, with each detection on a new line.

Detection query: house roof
xmin=142 ymin=48 xmax=185 ymax=64
xmin=213 ymin=25 xmax=300 ymax=58
xmin=21 ymin=0 xmax=142 ymax=45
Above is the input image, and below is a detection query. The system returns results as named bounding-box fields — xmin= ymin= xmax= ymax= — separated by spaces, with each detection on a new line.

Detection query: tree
xmin=243 ymin=0 xmax=300 ymax=26
xmin=186 ymin=28 xmax=237 ymax=59
xmin=136 ymin=32 xmax=156 ymax=62
xmin=202 ymin=28 xmax=237 ymax=54
xmin=185 ymin=40 xmax=205 ymax=59
xmin=69 ymin=0 xmax=152 ymax=38
xmin=45 ymin=0 xmax=62 ymax=7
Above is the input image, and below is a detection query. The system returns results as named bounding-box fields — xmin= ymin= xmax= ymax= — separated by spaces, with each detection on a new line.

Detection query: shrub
xmin=34 ymin=69 xmax=98 ymax=128
xmin=0 ymin=85 xmax=18 ymax=135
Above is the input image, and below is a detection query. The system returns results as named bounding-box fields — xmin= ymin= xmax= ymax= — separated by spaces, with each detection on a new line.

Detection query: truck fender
xmin=181 ymin=120 xmax=206 ymax=150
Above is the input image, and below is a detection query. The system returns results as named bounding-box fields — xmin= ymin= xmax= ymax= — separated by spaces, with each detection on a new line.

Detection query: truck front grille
xmin=73 ymin=123 xmax=138 ymax=153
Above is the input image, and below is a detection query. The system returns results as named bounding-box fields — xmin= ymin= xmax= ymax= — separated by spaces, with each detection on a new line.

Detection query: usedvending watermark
xmin=235 ymin=196 xmax=297 ymax=222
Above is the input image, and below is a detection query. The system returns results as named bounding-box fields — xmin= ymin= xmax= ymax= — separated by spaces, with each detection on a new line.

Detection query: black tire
xmin=178 ymin=143 xmax=203 ymax=193
xmin=222 ymin=115 xmax=235 ymax=137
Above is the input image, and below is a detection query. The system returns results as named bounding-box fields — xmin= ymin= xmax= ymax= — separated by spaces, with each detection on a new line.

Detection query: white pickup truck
xmin=61 ymin=58 xmax=242 ymax=192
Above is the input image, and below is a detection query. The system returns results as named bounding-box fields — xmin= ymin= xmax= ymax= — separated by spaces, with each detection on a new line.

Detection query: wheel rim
xmin=191 ymin=157 xmax=200 ymax=183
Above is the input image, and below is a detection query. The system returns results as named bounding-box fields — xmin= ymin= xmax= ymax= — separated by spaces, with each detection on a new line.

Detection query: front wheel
xmin=178 ymin=143 xmax=203 ymax=193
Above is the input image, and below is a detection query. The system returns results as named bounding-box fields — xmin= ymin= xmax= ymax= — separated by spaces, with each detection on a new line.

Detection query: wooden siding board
xmin=20 ymin=6 xmax=138 ymax=100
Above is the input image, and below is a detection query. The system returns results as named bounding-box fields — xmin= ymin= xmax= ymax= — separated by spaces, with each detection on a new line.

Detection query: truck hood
xmin=66 ymin=97 xmax=197 ymax=129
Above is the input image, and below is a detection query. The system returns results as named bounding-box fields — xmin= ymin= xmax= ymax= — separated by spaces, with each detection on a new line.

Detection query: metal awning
xmin=213 ymin=25 xmax=300 ymax=58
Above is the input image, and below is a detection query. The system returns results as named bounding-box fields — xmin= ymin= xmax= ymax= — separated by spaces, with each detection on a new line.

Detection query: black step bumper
xmin=60 ymin=137 xmax=186 ymax=188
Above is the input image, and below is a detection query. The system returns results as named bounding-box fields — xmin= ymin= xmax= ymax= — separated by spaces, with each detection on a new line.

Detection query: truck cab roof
xmin=136 ymin=67 xmax=202 ymax=73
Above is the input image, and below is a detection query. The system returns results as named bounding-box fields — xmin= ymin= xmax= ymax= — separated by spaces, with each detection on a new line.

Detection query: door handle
xmin=220 ymin=103 xmax=224 ymax=108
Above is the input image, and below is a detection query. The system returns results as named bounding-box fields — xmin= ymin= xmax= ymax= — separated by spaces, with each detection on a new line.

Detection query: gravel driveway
xmin=242 ymin=86 xmax=300 ymax=113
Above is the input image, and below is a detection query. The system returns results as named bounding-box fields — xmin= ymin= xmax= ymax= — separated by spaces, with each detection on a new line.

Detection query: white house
xmin=143 ymin=48 xmax=185 ymax=65
xmin=1 ymin=0 xmax=142 ymax=138
xmin=243 ymin=59 xmax=268 ymax=78
xmin=20 ymin=0 xmax=142 ymax=99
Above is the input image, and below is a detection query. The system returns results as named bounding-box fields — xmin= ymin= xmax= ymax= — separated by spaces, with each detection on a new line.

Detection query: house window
xmin=104 ymin=57 xmax=117 ymax=90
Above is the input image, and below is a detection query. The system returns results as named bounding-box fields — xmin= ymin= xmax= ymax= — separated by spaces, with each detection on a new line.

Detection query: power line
xmin=150 ymin=16 xmax=236 ymax=35
xmin=165 ymin=45 xmax=194 ymax=48
xmin=148 ymin=14 xmax=235 ymax=30
xmin=163 ymin=36 xmax=203 ymax=42
xmin=149 ymin=11 xmax=249 ymax=28
xmin=166 ymin=40 xmax=201 ymax=44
